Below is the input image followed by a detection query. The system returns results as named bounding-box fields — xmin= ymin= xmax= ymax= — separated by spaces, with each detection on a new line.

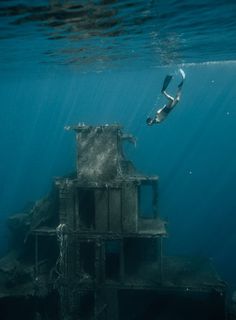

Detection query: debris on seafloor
xmin=0 ymin=124 xmax=233 ymax=320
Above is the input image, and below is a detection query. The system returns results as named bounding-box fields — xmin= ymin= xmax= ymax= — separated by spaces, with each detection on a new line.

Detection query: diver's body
xmin=146 ymin=69 xmax=185 ymax=125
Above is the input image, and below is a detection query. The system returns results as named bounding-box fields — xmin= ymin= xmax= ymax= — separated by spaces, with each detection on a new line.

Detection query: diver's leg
xmin=179 ymin=68 xmax=185 ymax=80
xmin=162 ymin=90 xmax=174 ymax=102
xmin=178 ymin=68 xmax=185 ymax=89
xmin=161 ymin=75 xmax=173 ymax=93
xmin=178 ymin=80 xmax=184 ymax=90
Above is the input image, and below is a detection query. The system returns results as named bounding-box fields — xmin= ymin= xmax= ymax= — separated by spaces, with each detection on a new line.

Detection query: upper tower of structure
xmin=67 ymin=124 xmax=137 ymax=182
xmin=61 ymin=124 xmax=164 ymax=234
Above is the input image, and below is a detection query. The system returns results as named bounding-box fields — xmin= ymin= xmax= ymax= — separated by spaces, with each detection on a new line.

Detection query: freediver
xmin=146 ymin=68 xmax=185 ymax=125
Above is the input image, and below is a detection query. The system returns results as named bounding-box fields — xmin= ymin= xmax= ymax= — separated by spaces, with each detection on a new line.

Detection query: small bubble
xmin=226 ymin=111 xmax=230 ymax=116
xmin=189 ymin=170 xmax=192 ymax=175
xmin=211 ymin=80 xmax=215 ymax=83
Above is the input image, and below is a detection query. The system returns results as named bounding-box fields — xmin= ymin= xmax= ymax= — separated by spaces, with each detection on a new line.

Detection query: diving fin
xmin=179 ymin=68 xmax=186 ymax=80
xmin=161 ymin=74 xmax=173 ymax=92
xmin=178 ymin=68 xmax=185 ymax=89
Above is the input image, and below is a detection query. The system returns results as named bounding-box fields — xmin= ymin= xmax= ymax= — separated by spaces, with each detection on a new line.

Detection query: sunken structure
xmin=0 ymin=124 xmax=228 ymax=319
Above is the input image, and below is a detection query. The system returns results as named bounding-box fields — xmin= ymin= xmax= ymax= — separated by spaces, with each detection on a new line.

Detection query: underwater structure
xmin=0 ymin=124 xmax=229 ymax=319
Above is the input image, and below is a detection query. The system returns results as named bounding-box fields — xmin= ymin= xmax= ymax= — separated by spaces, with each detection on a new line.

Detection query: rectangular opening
xmin=78 ymin=291 xmax=95 ymax=319
xmin=80 ymin=241 xmax=95 ymax=278
xmin=78 ymin=189 xmax=95 ymax=229
xmin=124 ymin=238 xmax=158 ymax=275
xmin=139 ymin=183 xmax=156 ymax=218
xmin=109 ymin=188 xmax=122 ymax=232
xmin=105 ymin=240 xmax=121 ymax=280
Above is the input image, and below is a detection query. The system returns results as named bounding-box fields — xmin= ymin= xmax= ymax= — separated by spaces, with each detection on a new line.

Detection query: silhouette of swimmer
xmin=146 ymin=69 xmax=185 ymax=125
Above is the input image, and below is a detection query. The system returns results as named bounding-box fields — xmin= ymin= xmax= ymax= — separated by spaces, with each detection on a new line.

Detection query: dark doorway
xmin=78 ymin=189 xmax=95 ymax=229
xmin=124 ymin=238 xmax=158 ymax=274
xmin=105 ymin=240 xmax=121 ymax=280
xmin=78 ymin=291 xmax=95 ymax=319
xmin=80 ymin=241 xmax=95 ymax=278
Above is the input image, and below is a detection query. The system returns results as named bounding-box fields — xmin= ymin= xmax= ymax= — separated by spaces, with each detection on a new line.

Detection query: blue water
xmin=1 ymin=0 xmax=236 ymax=293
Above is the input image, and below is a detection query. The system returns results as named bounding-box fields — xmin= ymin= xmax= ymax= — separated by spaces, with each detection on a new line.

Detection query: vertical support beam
xmin=109 ymin=188 xmax=122 ymax=232
xmin=94 ymin=290 xmax=98 ymax=320
xmin=107 ymin=187 xmax=110 ymax=232
xmin=95 ymin=190 xmax=108 ymax=232
xmin=101 ymin=240 xmax=106 ymax=283
xmin=74 ymin=188 xmax=79 ymax=231
xmin=120 ymin=239 xmax=124 ymax=283
xmin=152 ymin=180 xmax=158 ymax=218
xmin=106 ymin=289 xmax=119 ymax=320
xmin=75 ymin=235 xmax=80 ymax=278
xmin=60 ymin=185 xmax=76 ymax=279
xmin=58 ymin=187 xmax=68 ymax=225
xmin=95 ymin=289 xmax=108 ymax=320
xmin=122 ymin=182 xmax=138 ymax=233
xmin=158 ymin=236 xmax=163 ymax=284
xmin=95 ymin=238 xmax=101 ymax=284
